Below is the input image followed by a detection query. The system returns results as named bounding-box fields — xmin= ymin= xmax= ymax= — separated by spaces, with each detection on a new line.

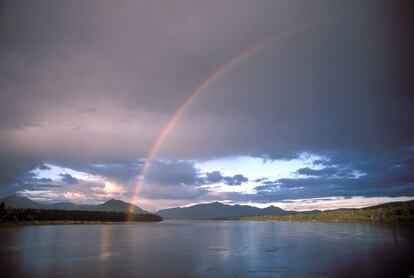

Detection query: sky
xmin=0 ymin=0 xmax=413 ymax=211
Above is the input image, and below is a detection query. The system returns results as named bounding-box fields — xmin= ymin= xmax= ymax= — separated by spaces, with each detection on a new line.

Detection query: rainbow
xmin=127 ymin=14 xmax=346 ymax=219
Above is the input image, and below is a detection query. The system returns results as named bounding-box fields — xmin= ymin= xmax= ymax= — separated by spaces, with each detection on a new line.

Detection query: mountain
xmin=95 ymin=199 xmax=146 ymax=214
xmin=0 ymin=195 xmax=147 ymax=214
xmin=0 ymin=195 xmax=44 ymax=209
xmin=157 ymin=200 xmax=414 ymax=219
xmin=157 ymin=202 xmax=289 ymax=219
xmin=261 ymin=205 xmax=288 ymax=215
xmin=48 ymin=202 xmax=79 ymax=210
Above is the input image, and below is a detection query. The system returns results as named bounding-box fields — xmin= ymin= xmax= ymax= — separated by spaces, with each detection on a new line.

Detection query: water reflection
xmin=0 ymin=221 xmax=413 ymax=277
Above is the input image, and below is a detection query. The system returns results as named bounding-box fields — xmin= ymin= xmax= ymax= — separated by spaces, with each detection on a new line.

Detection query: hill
xmin=364 ymin=200 xmax=414 ymax=210
xmin=0 ymin=195 xmax=44 ymax=209
xmin=95 ymin=199 xmax=146 ymax=214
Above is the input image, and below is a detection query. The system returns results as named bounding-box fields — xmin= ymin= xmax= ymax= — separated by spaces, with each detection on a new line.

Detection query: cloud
xmin=296 ymin=167 xmax=338 ymax=176
xmin=1 ymin=1 xmax=412 ymax=162
xmin=38 ymin=164 xmax=51 ymax=170
xmin=38 ymin=178 xmax=52 ymax=183
xmin=4 ymin=148 xmax=414 ymax=208
xmin=205 ymin=171 xmax=248 ymax=186
xmin=57 ymin=160 xmax=142 ymax=184
xmin=223 ymin=174 xmax=249 ymax=185
xmin=4 ymin=150 xmax=414 ymax=210
xmin=206 ymin=171 xmax=223 ymax=183
xmin=146 ymin=160 xmax=203 ymax=186
xmin=0 ymin=157 xmax=40 ymax=196
xmin=59 ymin=173 xmax=80 ymax=185
xmin=138 ymin=182 xmax=208 ymax=202
xmin=17 ymin=175 xmax=130 ymax=205
xmin=296 ymin=165 xmax=357 ymax=178
xmin=0 ymin=1 xmax=413 ymax=207
xmin=249 ymin=149 xmax=414 ymax=203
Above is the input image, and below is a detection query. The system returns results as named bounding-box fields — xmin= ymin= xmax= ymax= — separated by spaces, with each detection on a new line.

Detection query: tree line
xmin=0 ymin=203 xmax=162 ymax=223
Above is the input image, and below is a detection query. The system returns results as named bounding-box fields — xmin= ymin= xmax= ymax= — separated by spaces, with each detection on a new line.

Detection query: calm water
xmin=0 ymin=221 xmax=413 ymax=277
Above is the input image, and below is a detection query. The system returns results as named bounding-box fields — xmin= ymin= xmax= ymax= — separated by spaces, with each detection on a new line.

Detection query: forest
xmin=0 ymin=202 xmax=162 ymax=224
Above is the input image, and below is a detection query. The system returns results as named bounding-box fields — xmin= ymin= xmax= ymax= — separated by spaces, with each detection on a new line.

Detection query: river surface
xmin=0 ymin=220 xmax=413 ymax=277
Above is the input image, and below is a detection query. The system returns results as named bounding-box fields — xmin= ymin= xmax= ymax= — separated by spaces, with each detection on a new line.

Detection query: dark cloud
xmin=0 ymin=160 xmax=60 ymax=197
xmin=2 ymin=0 xmax=412 ymax=161
xmin=146 ymin=160 xmax=203 ymax=186
xmin=254 ymin=178 xmax=268 ymax=183
xmin=205 ymin=171 xmax=248 ymax=186
xmin=206 ymin=171 xmax=223 ymax=183
xmin=138 ymin=183 xmax=208 ymax=201
xmin=297 ymin=167 xmax=339 ymax=176
xmin=56 ymin=160 xmax=142 ymax=184
xmin=38 ymin=178 xmax=52 ymax=183
xmin=0 ymin=0 xmax=413 ymax=205
xmin=59 ymin=173 xmax=80 ymax=185
xmin=38 ymin=164 xmax=51 ymax=170
xmin=249 ymin=149 xmax=414 ymax=203
xmin=223 ymin=174 xmax=249 ymax=186
xmin=296 ymin=166 xmax=355 ymax=178
xmin=0 ymin=156 xmax=40 ymax=196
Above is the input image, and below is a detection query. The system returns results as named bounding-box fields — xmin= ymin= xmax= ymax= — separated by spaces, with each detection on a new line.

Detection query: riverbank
xmin=0 ymin=220 xmax=164 ymax=227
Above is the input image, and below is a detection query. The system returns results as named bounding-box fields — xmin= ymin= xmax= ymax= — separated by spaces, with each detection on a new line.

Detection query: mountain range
xmin=2 ymin=194 xmax=412 ymax=220
xmin=0 ymin=195 xmax=147 ymax=214
xmin=156 ymin=201 xmax=291 ymax=219
xmin=156 ymin=200 xmax=414 ymax=219
xmin=0 ymin=195 xmax=299 ymax=218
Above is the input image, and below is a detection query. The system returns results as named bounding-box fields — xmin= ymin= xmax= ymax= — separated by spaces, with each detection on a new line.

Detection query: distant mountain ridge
xmin=0 ymin=195 xmax=147 ymax=214
xmin=3 ymin=195 xmax=413 ymax=220
xmin=156 ymin=200 xmax=414 ymax=219
xmin=157 ymin=201 xmax=289 ymax=219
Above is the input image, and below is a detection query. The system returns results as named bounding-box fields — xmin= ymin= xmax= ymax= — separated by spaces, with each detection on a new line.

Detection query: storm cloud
xmin=0 ymin=0 xmax=413 ymax=208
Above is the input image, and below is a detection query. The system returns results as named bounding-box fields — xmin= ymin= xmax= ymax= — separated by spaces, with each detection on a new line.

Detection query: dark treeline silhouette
xmin=0 ymin=202 xmax=162 ymax=223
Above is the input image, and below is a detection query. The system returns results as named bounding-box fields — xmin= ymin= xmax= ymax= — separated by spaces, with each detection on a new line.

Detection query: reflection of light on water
xmin=208 ymin=247 xmax=231 ymax=257
xmin=4 ymin=246 xmax=21 ymax=251
xmin=99 ymin=226 xmax=113 ymax=262
xmin=100 ymin=251 xmax=113 ymax=260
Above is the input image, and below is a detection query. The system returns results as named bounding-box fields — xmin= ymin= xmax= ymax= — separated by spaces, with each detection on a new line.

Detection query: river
xmin=0 ymin=220 xmax=413 ymax=277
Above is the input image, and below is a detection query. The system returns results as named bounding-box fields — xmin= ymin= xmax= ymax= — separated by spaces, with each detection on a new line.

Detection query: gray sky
xmin=1 ymin=0 xmax=413 ymax=210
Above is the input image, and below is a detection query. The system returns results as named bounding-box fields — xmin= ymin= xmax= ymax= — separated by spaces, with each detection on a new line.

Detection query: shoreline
xmin=0 ymin=220 xmax=163 ymax=227
xmin=3 ymin=218 xmax=412 ymax=228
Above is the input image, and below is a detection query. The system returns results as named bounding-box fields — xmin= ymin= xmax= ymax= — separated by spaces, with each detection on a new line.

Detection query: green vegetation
xmin=0 ymin=202 xmax=162 ymax=225
xmin=239 ymin=201 xmax=414 ymax=223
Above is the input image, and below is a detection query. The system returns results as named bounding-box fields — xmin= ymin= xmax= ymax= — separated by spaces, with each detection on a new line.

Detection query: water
xmin=0 ymin=221 xmax=413 ymax=277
